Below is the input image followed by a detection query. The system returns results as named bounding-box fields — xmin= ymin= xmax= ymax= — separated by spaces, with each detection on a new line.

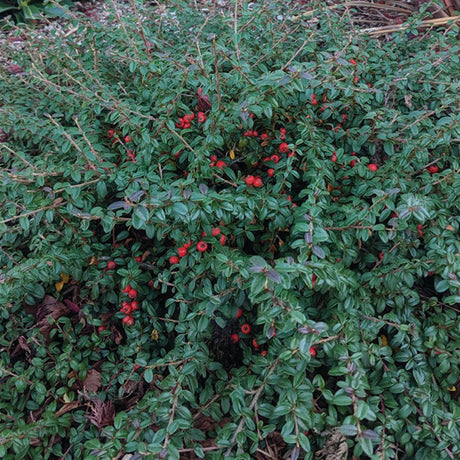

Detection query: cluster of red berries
xmin=210 ymin=155 xmax=226 ymax=170
xmin=332 ymin=151 xmax=378 ymax=171
xmin=107 ymin=130 xmax=136 ymax=163
xmin=240 ymin=125 xmax=295 ymax=187
xmin=176 ymin=112 xmax=207 ymax=129
xmin=244 ymin=175 xmax=263 ymax=187
xmin=169 ymin=229 xmax=226 ymax=264
xmin=120 ymin=284 xmax=138 ymax=326
xmin=311 ymin=93 xmax=318 ymax=105
xmin=169 ymin=240 xmax=192 ymax=265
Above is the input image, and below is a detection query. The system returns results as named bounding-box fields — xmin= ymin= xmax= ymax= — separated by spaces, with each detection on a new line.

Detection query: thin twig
xmin=361 ymin=15 xmax=460 ymax=36
xmin=45 ymin=114 xmax=97 ymax=170
xmin=225 ymin=360 xmax=279 ymax=456
xmin=0 ymin=143 xmax=37 ymax=170
xmin=0 ymin=200 xmax=66 ymax=225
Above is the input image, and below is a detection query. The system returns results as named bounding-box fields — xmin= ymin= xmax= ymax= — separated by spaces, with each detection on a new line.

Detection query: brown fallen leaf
xmin=34 ymin=295 xmax=72 ymax=342
xmin=55 ymin=400 xmax=81 ymax=417
xmin=88 ymin=398 xmax=115 ymax=432
xmin=84 ymin=369 xmax=101 ymax=393
xmin=315 ymin=428 xmax=348 ymax=460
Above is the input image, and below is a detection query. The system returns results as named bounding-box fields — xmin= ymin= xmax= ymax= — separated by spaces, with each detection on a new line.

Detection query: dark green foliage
xmin=0 ymin=0 xmax=72 ymax=22
xmin=0 ymin=1 xmax=459 ymax=458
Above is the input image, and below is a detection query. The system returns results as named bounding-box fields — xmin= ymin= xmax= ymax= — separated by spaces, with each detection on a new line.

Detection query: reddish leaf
xmin=63 ymin=299 xmax=80 ymax=313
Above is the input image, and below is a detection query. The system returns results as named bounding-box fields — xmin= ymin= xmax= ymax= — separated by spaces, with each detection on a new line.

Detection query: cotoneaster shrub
xmin=0 ymin=1 xmax=459 ymax=458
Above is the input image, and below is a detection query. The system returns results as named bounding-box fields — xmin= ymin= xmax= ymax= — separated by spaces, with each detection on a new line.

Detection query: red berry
xmin=253 ymin=177 xmax=263 ymax=188
xmin=309 ymin=346 xmax=317 ymax=357
xmin=177 ymin=247 xmax=187 ymax=257
xmin=241 ymin=323 xmax=251 ymax=335
xmin=215 ymin=160 xmax=226 ymax=169
xmin=219 ymin=234 xmax=226 ymax=245
xmin=107 ymin=261 xmax=116 ymax=270
xmin=417 ymin=224 xmax=423 ymax=238
xmin=124 ymin=135 xmax=132 ymax=143
xmin=121 ymin=303 xmax=132 ymax=315
xmin=279 ymin=142 xmax=289 ymax=154
xmin=379 ymin=252 xmax=384 ymax=260
xmin=251 ymin=130 xmax=258 ymax=137
xmin=267 ymin=168 xmax=275 ymax=177
xmin=332 ymin=153 xmax=337 ymax=162
xmin=134 ymin=364 xmax=140 ymax=372
xmin=211 ymin=227 xmax=221 ymax=236
xmin=210 ymin=155 xmax=218 ymax=162
xmin=183 ymin=240 xmax=192 ymax=249
xmin=350 ymin=159 xmax=356 ymax=167
xmin=261 ymin=350 xmax=268 ymax=356
xmin=245 ymin=175 xmax=255 ymax=186
xmin=128 ymin=289 xmax=137 ymax=299
xmin=107 ymin=129 xmax=115 ymax=139
xmin=197 ymin=112 xmax=206 ymax=123
xmin=135 ymin=256 xmax=142 ymax=263
xmin=97 ymin=325 xmax=106 ymax=333
xmin=130 ymin=300 xmax=138 ymax=311
xmin=312 ymin=274 xmax=317 ymax=289
xmin=197 ymin=241 xmax=208 ymax=252
xmin=183 ymin=113 xmax=194 ymax=123
xmin=260 ymin=133 xmax=269 ymax=140
xmin=429 ymin=165 xmax=439 ymax=174
xmin=127 ymin=150 xmax=136 ymax=162
xmin=236 ymin=308 xmax=243 ymax=319
xmin=169 ymin=255 xmax=180 ymax=264
xmin=123 ymin=316 xmax=135 ymax=326
xmin=122 ymin=284 xmax=132 ymax=294
xmin=280 ymin=128 xmax=286 ymax=134
xmin=349 ymin=58 xmax=357 ymax=65
xmin=176 ymin=118 xmax=185 ymax=129
xmin=368 ymin=163 xmax=378 ymax=172
xmin=270 ymin=154 xmax=280 ymax=164
xmin=252 ymin=339 xmax=259 ymax=349
xmin=230 ymin=333 xmax=239 ymax=344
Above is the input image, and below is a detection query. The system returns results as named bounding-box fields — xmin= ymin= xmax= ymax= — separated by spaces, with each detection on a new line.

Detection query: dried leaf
xmin=193 ymin=413 xmax=218 ymax=432
xmin=88 ymin=398 xmax=115 ymax=432
xmin=55 ymin=401 xmax=81 ymax=417
xmin=84 ymin=369 xmax=101 ymax=393
xmin=7 ymin=64 xmax=23 ymax=74
xmin=35 ymin=296 xmax=72 ymax=342
xmin=55 ymin=281 xmax=64 ymax=292
xmin=315 ymin=428 xmax=348 ymax=459
xmin=197 ymin=89 xmax=212 ymax=112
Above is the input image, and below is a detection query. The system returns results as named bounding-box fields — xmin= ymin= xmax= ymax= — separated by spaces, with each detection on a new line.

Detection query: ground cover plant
xmin=0 ymin=1 xmax=460 ymax=458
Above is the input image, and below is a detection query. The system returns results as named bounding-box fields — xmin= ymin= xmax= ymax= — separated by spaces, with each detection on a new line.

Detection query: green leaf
xmin=132 ymin=205 xmax=150 ymax=229
xmin=144 ymin=368 xmax=154 ymax=383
